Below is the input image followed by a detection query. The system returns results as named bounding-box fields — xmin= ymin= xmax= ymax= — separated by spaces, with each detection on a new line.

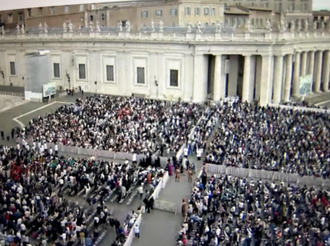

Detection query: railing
xmin=1 ymin=28 xmax=329 ymax=43
xmin=123 ymin=213 xmax=142 ymax=246
xmin=0 ymin=91 xmax=24 ymax=97
xmin=205 ymin=163 xmax=330 ymax=187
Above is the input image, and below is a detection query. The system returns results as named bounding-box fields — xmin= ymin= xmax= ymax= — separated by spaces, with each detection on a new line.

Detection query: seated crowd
xmin=20 ymin=96 xmax=203 ymax=155
xmin=205 ymin=101 xmax=330 ymax=178
xmin=178 ymin=171 xmax=330 ymax=246
xmin=0 ymin=142 xmax=160 ymax=246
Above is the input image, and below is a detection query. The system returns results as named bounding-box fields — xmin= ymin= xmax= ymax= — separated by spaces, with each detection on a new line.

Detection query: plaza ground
xmin=0 ymin=87 xmax=329 ymax=246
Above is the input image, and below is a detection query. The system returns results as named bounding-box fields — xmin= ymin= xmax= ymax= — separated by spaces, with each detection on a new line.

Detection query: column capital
xmin=243 ymin=54 xmax=252 ymax=57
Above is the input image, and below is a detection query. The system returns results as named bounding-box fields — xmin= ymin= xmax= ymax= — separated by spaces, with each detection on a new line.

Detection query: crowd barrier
xmin=123 ymin=212 xmax=143 ymax=246
xmin=269 ymin=104 xmax=329 ymax=114
xmin=153 ymin=200 xmax=178 ymax=213
xmin=205 ymin=163 xmax=330 ymax=187
xmin=149 ymin=171 xmax=169 ymax=200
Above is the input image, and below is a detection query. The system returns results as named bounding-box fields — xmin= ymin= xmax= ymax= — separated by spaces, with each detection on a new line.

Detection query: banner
xmin=299 ymin=74 xmax=313 ymax=96
xmin=43 ymin=82 xmax=56 ymax=97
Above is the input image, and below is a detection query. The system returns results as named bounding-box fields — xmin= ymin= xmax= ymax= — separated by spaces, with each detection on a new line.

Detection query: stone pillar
xmin=254 ymin=56 xmax=262 ymax=101
xmin=284 ymin=54 xmax=293 ymax=102
xmin=308 ymin=51 xmax=315 ymax=76
xmin=242 ymin=55 xmax=253 ymax=102
xmin=213 ymin=55 xmax=221 ymax=101
xmin=314 ymin=50 xmax=323 ymax=92
xmin=260 ymin=55 xmax=274 ymax=106
xmin=193 ymin=55 xmax=208 ymax=102
xmin=292 ymin=52 xmax=301 ymax=97
xmin=273 ymin=55 xmax=284 ymax=104
xmin=322 ymin=50 xmax=330 ymax=92
xmin=301 ymin=51 xmax=307 ymax=76
xmin=228 ymin=55 xmax=239 ymax=96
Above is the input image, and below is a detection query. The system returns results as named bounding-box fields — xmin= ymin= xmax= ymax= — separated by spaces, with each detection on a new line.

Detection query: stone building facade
xmin=0 ymin=19 xmax=329 ymax=106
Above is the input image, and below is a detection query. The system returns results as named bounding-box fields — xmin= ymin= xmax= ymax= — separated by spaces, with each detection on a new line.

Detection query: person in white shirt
xmin=134 ymin=224 xmax=140 ymax=238
xmin=132 ymin=153 xmax=137 ymax=164
xmin=137 ymin=185 xmax=144 ymax=200
xmin=54 ymin=144 xmax=58 ymax=155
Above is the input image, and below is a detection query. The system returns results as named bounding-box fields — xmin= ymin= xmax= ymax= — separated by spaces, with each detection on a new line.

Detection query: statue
xmin=117 ymin=21 xmax=122 ymax=32
xmin=321 ymin=21 xmax=325 ymax=30
xmin=39 ymin=23 xmax=43 ymax=33
xmin=151 ymin=20 xmax=155 ymax=32
xmin=265 ymin=19 xmax=272 ymax=31
xmin=89 ymin=21 xmax=94 ymax=32
xmin=313 ymin=21 xmax=317 ymax=30
xmin=1 ymin=26 xmax=4 ymax=35
xmin=196 ymin=21 xmax=202 ymax=34
xmin=63 ymin=22 xmax=67 ymax=33
xmin=280 ymin=14 xmax=287 ymax=32
xmin=290 ymin=20 xmax=295 ymax=32
xmin=297 ymin=20 xmax=302 ymax=32
xmin=44 ymin=22 xmax=48 ymax=33
xmin=245 ymin=19 xmax=251 ymax=32
xmin=21 ymin=24 xmax=25 ymax=34
xmin=96 ymin=21 xmax=101 ymax=32
xmin=304 ymin=20 xmax=309 ymax=31
xmin=125 ymin=20 xmax=131 ymax=32
xmin=16 ymin=24 xmax=20 ymax=34
xmin=216 ymin=20 xmax=221 ymax=31
xmin=159 ymin=20 xmax=164 ymax=32
xmin=187 ymin=22 xmax=192 ymax=33
xmin=68 ymin=21 xmax=73 ymax=32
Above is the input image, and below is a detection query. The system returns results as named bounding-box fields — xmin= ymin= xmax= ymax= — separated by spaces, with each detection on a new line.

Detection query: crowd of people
xmin=0 ymin=140 xmax=161 ymax=246
xmin=178 ymin=171 xmax=330 ymax=246
xmin=20 ymin=96 xmax=203 ymax=155
xmin=205 ymin=101 xmax=330 ymax=178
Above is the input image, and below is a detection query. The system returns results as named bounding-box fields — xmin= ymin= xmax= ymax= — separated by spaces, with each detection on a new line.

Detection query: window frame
xmin=212 ymin=8 xmax=216 ymax=16
xmin=141 ymin=10 xmax=148 ymax=18
xmin=80 ymin=4 xmax=85 ymax=11
xmin=8 ymin=13 xmax=13 ymax=23
xmin=204 ymin=7 xmax=210 ymax=16
xmin=155 ymin=10 xmax=163 ymax=17
xmin=169 ymin=69 xmax=179 ymax=87
xmin=137 ymin=67 xmax=145 ymax=84
xmin=185 ymin=7 xmax=191 ymax=16
xmin=64 ymin=5 xmax=69 ymax=13
xmin=78 ymin=64 xmax=86 ymax=80
xmin=170 ymin=8 xmax=177 ymax=16
xmin=18 ymin=13 xmax=23 ymax=22
xmin=195 ymin=7 xmax=200 ymax=16
xmin=10 ymin=62 xmax=16 ymax=76
xmin=53 ymin=63 xmax=60 ymax=78
xmin=106 ymin=65 xmax=114 ymax=82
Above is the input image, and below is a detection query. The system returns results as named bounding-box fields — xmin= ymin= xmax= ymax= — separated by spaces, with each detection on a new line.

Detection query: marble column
xmin=308 ymin=51 xmax=315 ymax=75
xmin=193 ymin=55 xmax=208 ymax=102
xmin=260 ymin=55 xmax=274 ymax=106
xmin=213 ymin=55 xmax=224 ymax=101
xmin=242 ymin=55 xmax=253 ymax=102
xmin=314 ymin=50 xmax=323 ymax=92
xmin=273 ymin=55 xmax=284 ymax=104
xmin=292 ymin=52 xmax=301 ymax=97
xmin=284 ymin=54 xmax=293 ymax=102
xmin=322 ymin=50 xmax=330 ymax=92
xmin=301 ymin=52 xmax=307 ymax=76
xmin=254 ymin=56 xmax=262 ymax=101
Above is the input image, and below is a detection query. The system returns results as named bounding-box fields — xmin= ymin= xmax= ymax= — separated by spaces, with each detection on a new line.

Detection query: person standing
xmin=134 ymin=224 xmax=140 ymax=238
xmin=181 ymin=199 xmax=187 ymax=218
xmin=137 ymin=184 xmax=144 ymax=200
xmin=175 ymin=167 xmax=181 ymax=182
xmin=188 ymin=169 xmax=193 ymax=183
